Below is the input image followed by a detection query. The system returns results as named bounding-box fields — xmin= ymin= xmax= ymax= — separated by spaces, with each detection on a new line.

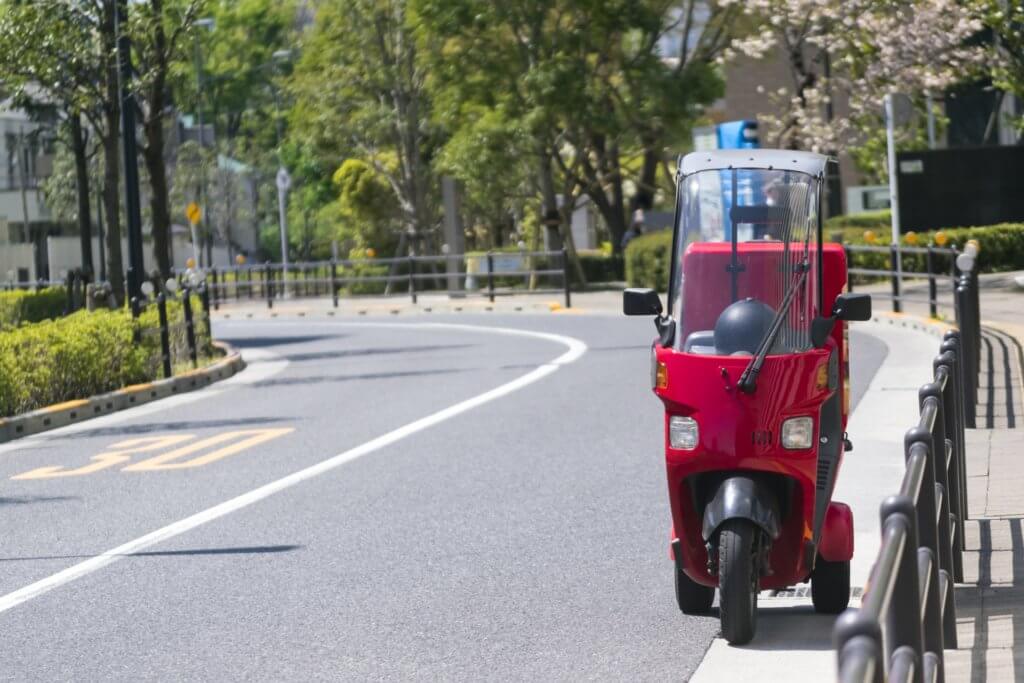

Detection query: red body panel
xmin=820 ymin=501 xmax=854 ymax=562
xmin=658 ymin=243 xmax=853 ymax=589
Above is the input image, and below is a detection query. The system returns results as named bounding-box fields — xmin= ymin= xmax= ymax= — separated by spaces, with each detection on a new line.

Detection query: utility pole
xmin=194 ymin=18 xmax=214 ymax=268
xmin=115 ymin=0 xmax=146 ymax=302
xmin=15 ymin=128 xmax=36 ymax=277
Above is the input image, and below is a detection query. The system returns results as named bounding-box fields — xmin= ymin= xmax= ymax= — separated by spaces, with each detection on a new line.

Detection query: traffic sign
xmin=186 ymin=202 xmax=201 ymax=225
xmin=276 ymin=167 xmax=291 ymax=191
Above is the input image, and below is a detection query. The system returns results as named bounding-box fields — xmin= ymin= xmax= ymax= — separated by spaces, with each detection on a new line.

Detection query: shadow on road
xmin=0 ymin=545 xmax=303 ymax=563
xmin=280 ymin=343 xmax=476 ymax=363
xmin=254 ymin=368 xmax=465 ymax=388
xmin=223 ymin=335 xmax=341 ymax=348
xmin=0 ymin=495 xmax=80 ymax=507
xmin=67 ymin=416 xmax=294 ymax=438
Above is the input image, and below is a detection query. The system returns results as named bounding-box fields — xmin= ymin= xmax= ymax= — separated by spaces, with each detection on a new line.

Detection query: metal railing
xmin=844 ymin=244 xmax=960 ymax=317
xmin=833 ymin=273 xmax=979 ymax=682
xmin=176 ymin=249 xmax=573 ymax=312
xmin=130 ymin=281 xmax=213 ymax=380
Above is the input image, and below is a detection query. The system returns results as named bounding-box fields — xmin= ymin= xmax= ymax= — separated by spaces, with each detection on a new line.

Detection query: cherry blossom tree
xmin=721 ymin=0 xmax=985 ymax=169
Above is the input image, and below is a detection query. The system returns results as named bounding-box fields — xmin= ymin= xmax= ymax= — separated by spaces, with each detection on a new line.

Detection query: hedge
xmin=0 ymin=296 xmax=214 ymax=418
xmin=0 ymin=288 xmax=67 ymax=330
xmin=624 ymin=230 xmax=673 ymax=291
xmin=578 ymin=252 xmax=624 ymax=284
xmin=625 ymin=220 xmax=1024 ymax=289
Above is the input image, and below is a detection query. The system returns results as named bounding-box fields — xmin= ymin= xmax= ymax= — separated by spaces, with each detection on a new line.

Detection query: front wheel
xmin=717 ymin=520 xmax=760 ymax=645
xmin=674 ymin=564 xmax=715 ymax=614
xmin=811 ymin=557 xmax=850 ymax=614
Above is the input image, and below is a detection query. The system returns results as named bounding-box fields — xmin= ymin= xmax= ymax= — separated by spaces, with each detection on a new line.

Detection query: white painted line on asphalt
xmin=0 ymin=323 xmax=587 ymax=614
xmin=0 ymin=348 xmax=289 ymax=458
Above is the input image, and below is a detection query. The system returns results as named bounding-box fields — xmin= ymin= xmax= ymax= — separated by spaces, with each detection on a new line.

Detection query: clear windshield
xmin=670 ymin=168 xmax=820 ymax=355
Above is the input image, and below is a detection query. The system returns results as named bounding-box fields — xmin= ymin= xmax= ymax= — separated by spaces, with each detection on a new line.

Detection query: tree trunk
xmin=101 ymin=0 xmax=125 ymax=302
xmin=141 ymin=0 xmax=173 ymax=278
xmin=538 ymin=153 xmax=586 ymax=286
xmin=70 ymin=112 xmax=94 ymax=279
xmin=142 ymin=115 xmax=172 ymax=277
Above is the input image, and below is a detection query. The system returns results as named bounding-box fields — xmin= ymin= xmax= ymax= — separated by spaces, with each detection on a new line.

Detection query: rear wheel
xmin=674 ymin=564 xmax=715 ymax=614
xmin=811 ymin=557 xmax=850 ymax=614
xmin=717 ymin=520 xmax=760 ymax=645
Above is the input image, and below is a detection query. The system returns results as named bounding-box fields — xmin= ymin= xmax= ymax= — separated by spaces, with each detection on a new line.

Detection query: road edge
xmin=0 ymin=340 xmax=246 ymax=444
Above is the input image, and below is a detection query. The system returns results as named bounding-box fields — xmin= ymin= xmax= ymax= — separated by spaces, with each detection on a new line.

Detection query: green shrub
xmin=0 ymin=287 xmax=67 ymax=330
xmin=0 ymin=309 xmax=148 ymax=417
xmin=344 ymin=263 xmax=389 ymax=295
xmin=0 ymin=295 xmax=215 ymax=418
xmin=824 ymin=210 xmax=891 ymax=232
xmin=577 ymin=251 xmax=624 ymax=283
xmin=624 ymin=230 xmax=673 ymax=290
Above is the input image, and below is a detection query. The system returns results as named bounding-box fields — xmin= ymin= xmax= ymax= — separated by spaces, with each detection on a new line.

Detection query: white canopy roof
xmin=680 ymin=149 xmax=831 ymax=178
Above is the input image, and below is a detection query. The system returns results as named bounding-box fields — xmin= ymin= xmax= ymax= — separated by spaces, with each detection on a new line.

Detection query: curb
xmin=0 ymin=341 xmax=246 ymax=444
xmin=869 ymin=311 xmax=955 ymax=340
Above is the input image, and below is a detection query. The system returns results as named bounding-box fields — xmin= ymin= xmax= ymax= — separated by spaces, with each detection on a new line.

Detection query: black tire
xmin=811 ymin=557 xmax=850 ymax=614
xmin=717 ymin=520 xmax=759 ymax=645
xmin=674 ymin=564 xmax=715 ymax=614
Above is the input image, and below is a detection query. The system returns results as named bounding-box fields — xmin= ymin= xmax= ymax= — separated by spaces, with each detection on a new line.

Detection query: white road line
xmin=0 ymin=322 xmax=587 ymax=614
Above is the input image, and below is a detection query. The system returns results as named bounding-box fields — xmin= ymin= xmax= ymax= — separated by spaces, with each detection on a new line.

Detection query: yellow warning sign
xmin=186 ymin=202 xmax=202 ymax=225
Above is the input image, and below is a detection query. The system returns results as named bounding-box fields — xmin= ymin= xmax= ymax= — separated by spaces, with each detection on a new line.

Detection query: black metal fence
xmin=844 ymin=244 xmax=960 ymax=317
xmin=833 ymin=273 xmax=980 ymax=682
xmin=177 ymin=250 xmax=573 ymax=311
xmin=130 ymin=281 xmax=213 ymax=381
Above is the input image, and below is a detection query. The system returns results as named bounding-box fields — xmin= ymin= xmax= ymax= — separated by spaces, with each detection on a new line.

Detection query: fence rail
xmin=844 ymin=244 xmax=961 ymax=317
xmin=173 ymin=250 xmax=573 ymax=311
xmin=833 ymin=260 xmax=979 ymax=683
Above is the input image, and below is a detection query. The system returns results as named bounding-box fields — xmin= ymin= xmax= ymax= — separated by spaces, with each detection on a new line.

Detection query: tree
xmin=979 ymin=0 xmax=1024 ymax=136
xmin=417 ymin=0 xmax=736 ymax=257
xmin=290 ymin=0 xmax=438 ymax=257
xmin=0 ymin=0 xmax=120 ymax=289
xmin=129 ymin=0 xmax=202 ymax=278
xmin=724 ymin=0 xmax=985 ymax=164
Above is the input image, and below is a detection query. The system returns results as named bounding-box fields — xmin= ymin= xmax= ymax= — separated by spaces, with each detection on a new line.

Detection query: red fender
xmin=819 ymin=501 xmax=854 ymax=562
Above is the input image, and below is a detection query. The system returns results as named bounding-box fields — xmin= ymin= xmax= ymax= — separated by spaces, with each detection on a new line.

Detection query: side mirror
xmin=832 ymin=293 xmax=872 ymax=321
xmin=623 ymin=288 xmax=663 ymax=317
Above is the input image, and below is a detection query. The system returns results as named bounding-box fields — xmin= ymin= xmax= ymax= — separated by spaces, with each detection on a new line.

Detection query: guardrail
xmin=176 ymin=250 xmax=573 ymax=311
xmin=833 ymin=266 xmax=980 ymax=682
xmin=844 ymin=244 xmax=960 ymax=317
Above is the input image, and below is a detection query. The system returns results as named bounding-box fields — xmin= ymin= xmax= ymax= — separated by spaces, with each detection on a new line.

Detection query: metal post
xmin=408 ymin=254 xmax=417 ymax=304
xmin=833 ymin=611 xmax=885 ymax=683
xmin=199 ymin=282 xmax=212 ymax=344
xmin=211 ymin=268 xmax=219 ymax=310
xmin=276 ymin=168 xmax=290 ymax=297
xmin=926 ymin=246 xmax=937 ymax=318
xmin=115 ymin=0 xmax=145 ymax=302
xmin=562 ymin=247 xmax=572 ymax=308
xmin=182 ymin=288 xmax=198 ymax=368
xmin=891 ymin=244 xmax=902 ymax=313
xmin=844 ymin=245 xmax=854 ymax=293
xmin=486 ymin=251 xmax=495 ymax=304
xmin=880 ymin=496 xmax=925 ymax=683
xmin=330 ymin=259 xmax=338 ymax=307
xmin=156 ymin=292 xmax=172 ymax=378
xmin=955 ymin=280 xmax=977 ymax=427
xmin=942 ymin=332 xmax=969 ymax=520
xmin=266 ymin=263 xmax=273 ymax=309
xmin=885 ymin=93 xmax=903 ymax=312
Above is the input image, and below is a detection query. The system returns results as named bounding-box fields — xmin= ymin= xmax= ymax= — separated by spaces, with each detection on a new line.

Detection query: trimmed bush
xmin=0 ymin=295 xmax=215 ymax=418
xmin=578 ymin=252 xmax=624 ymax=283
xmin=624 ymin=230 xmax=673 ymax=291
xmin=0 ymin=309 xmax=148 ymax=417
xmin=344 ymin=264 xmax=389 ymax=295
xmin=0 ymin=288 xmax=67 ymax=330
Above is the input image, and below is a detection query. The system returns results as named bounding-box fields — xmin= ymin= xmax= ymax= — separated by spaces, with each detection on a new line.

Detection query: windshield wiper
xmin=736 ymin=264 xmax=808 ymax=394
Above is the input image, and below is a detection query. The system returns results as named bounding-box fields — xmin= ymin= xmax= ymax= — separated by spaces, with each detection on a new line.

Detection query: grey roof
xmin=679 ymin=149 xmax=831 ymax=178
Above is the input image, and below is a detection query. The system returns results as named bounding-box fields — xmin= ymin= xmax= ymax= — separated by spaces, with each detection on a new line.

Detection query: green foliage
xmin=0 ymin=294 xmax=214 ymax=417
xmin=0 ymin=309 xmax=147 ymax=417
xmin=342 ymin=264 xmax=389 ymax=295
xmin=0 ymin=288 xmax=67 ymax=330
xmin=824 ymin=210 xmax=891 ymax=232
xmin=577 ymin=252 xmax=624 ymax=284
xmin=624 ymin=230 xmax=673 ymax=291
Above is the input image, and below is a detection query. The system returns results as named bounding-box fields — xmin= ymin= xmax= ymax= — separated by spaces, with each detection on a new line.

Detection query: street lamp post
xmin=193 ymin=17 xmax=215 ymax=268
xmin=115 ymin=0 xmax=145 ymax=303
xmin=268 ymin=49 xmax=292 ymax=295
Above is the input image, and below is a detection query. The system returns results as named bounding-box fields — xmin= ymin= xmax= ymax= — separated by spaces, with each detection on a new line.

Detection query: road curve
xmin=0 ymin=314 xmax=886 ymax=681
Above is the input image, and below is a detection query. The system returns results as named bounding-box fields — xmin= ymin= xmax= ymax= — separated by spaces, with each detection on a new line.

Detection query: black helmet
xmin=714 ymin=298 xmax=776 ymax=355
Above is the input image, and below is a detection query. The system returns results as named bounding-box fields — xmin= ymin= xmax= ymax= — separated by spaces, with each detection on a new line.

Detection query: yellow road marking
xmin=11 ymin=434 xmax=195 ymax=480
xmin=123 ymin=428 xmax=293 ymax=472
xmin=13 ymin=453 xmax=132 ymax=480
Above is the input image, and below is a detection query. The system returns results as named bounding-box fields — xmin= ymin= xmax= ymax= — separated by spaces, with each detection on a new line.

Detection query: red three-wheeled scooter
xmin=625 ymin=150 xmax=872 ymax=644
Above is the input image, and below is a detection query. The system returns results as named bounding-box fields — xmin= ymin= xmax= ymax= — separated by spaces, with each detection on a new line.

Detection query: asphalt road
xmin=0 ymin=314 xmax=886 ymax=681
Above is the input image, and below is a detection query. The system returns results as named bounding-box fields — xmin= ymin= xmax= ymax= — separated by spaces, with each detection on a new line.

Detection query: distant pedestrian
xmin=621 ymin=208 xmax=645 ymax=250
